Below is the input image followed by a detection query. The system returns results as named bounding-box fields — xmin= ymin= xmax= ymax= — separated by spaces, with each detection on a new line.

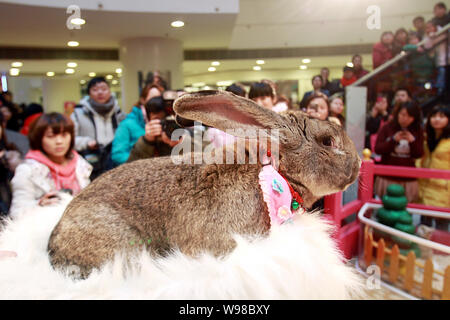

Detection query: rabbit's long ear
xmin=173 ymin=90 xmax=285 ymax=138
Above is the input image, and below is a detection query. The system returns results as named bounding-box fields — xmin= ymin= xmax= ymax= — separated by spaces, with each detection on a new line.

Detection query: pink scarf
xmin=25 ymin=150 xmax=81 ymax=195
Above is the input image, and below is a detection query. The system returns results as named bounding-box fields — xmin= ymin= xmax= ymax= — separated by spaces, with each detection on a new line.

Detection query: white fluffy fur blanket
xmin=0 ymin=198 xmax=364 ymax=299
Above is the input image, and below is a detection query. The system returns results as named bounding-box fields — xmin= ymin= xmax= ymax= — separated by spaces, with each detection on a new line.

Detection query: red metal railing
xmin=323 ymin=157 xmax=450 ymax=259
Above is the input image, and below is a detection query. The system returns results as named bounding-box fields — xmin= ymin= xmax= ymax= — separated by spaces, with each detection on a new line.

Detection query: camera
xmin=160 ymin=115 xmax=181 ymax=137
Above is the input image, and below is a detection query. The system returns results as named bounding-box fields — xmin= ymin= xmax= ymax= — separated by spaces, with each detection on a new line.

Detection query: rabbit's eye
xmin=322 ymin=136 xmax=336 ymax=148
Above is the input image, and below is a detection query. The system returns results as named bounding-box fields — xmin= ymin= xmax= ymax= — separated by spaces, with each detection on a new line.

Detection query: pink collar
xmin=258 ymin=164 xmax=305 ymax=226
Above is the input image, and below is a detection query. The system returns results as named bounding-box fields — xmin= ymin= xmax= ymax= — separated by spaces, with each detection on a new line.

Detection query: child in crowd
xmin=374 ymin=101 xmax=424 ymax=202
xmin=417 ymin=105 xmax=450 ymax=229
xmin=9 ymin=113 xmax=92 ymax=219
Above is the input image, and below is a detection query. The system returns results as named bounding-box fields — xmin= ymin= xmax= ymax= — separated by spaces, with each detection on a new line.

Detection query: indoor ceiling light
xmin=115 ymin=68 xmax=122 ymax=74
xmin=171 ymin=20 xmax=184 ymax=28
xmin=112 ymin=80 xmax=118 ymax=85
xmin=347 ymin=62 xmax=354 ymax=67
xmin=193 ymin=82 xmax=206 ymax=87
xmin=11 ymin=62 xmax=23 ymax=68
xmin=67 ymin=62 xmax=77 ymax=68
xmin=256 ymin=60 xmax=265 ymax=65
xmin=208 ymin=67 xmax=216 ymax=72
xmin=253 ymin=66 xmax=262 ymax=71
xmin=302 ymin=58 xmax=311 ymax=64
xmin=67 ymin=41 xmax=79 ymax=47
xmin=46 ymin=71 xmax=55 ymax=77
xmin=70 ymin=18 xmax=85 ymax=25
xmin=88 ymin=72 xmax=96 ymax=77
xmin=211 ymin=61 xmax=220 ymax=66
xmin=299 ymin=65 xmax=307 ymax=70
xmin=80 ymin=80 xmax=86 ymax=84
xmin=9 ymin=68 xmax=20 ymax=76
xmin=65 ymin=68 xmax=75 ymax=74
xmin=216 ymin=80 xmax=233 ymax=87
xmin=106 ymin=74 xmax=113 ymax=80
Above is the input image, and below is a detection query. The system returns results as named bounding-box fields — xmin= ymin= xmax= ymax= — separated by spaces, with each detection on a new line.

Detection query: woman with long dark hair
xmin=417 ymin=105 xmax=450 ymax=229
xmin=374 ymin=101 xmax=424 ymax=202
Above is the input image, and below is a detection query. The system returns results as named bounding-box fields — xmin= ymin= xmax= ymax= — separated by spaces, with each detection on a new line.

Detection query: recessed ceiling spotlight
xmin=67 ymin=62 xmax=77 ymax=68
xmin=256 ymin=60 xmax=265 ymax=65
xmin=46 ymin=71 xmax=55 ymax=77
xmin=211 ymin=61 xmax=220 ymax=66
xmin=171 ymin=20 xmax=184 ymax=28
xmin=80 ymin=80 xmax=86 ymax=84
xmin=346 ymin=62 xmax=354 ymax=67
xmin=9 ymin=68 xmax=20 ymax=76
xmin=253 ymin=66 xmax=262 ymax=71
xmin=115 ymin=68 xmax=122 ymax=74
xmin=11 ymin=62 xmax=23 ymax=68
xmin=112 ymin=80 xmax=118 ymax=85
xmin=88 ymin=72 xmax=96 ymax=77
xmin=67 ymin=41 xmax=79 ymax=47
xmin=70 ymin=18 xmax=86 ymax=25
xmin=302 ymin=58 xmax=311 ymax=64
xmin=208 ymin=67 xmax=216 ymax=72
xmin=299 ymin=65 xmax=307 ymax=70
xmin=106 ymin=74 xmax=113 ymax=80
xmin=65 ymin=68 xmax=75 ymax=74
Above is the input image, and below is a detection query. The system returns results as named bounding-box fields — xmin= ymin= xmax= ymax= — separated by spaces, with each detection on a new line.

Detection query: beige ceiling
xmin=0 ymin=0 xmax=439 ymax=85
xmin=0 ymin=2 xmax=237 ymax=49
xmin=0 ymin=0 xmax=437 ymax=50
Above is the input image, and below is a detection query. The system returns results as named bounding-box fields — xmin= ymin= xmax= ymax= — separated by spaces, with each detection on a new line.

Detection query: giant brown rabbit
xmin=48 ymin=90 xmax=361 ymax=277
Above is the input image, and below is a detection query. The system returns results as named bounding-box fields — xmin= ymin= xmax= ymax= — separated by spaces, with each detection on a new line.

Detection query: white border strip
xmin=358 ymin=202 xmax=450 ymax=254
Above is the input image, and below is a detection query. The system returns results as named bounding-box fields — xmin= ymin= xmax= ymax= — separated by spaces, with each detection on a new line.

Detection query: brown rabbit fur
xmin=48 ymin=90 xmax=361 ymax=277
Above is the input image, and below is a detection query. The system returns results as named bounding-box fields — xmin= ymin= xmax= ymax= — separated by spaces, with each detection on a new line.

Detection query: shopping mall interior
xmin=0 ymin=0 xmax=438 ymax=112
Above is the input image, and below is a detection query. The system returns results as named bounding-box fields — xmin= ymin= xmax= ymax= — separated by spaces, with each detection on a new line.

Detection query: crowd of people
xmin=0 ymin=2 xmax=448 ymax=231
xmin=370 ymin=2 xmax=450 ymax=105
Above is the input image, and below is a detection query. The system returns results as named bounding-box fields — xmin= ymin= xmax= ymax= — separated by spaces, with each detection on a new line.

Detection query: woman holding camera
xmin=9 ymin=113 xmax=92 ymax=219
xmin=111 ymin=84 xmax=163 ymax=165
xmin=127 ymin=96 xmax=182 ymax=162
